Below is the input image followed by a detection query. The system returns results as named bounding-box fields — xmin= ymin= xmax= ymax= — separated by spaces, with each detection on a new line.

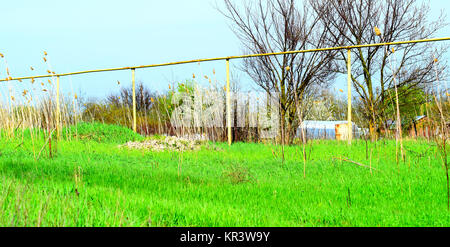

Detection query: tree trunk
xmin=280 ymin=107 xmax=286 ymax=145
xmin=369 ymin=119 xmax=377 ymax=141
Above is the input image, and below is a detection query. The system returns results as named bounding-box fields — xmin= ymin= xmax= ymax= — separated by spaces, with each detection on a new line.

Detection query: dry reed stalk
xmin=432 ymin=92 xmax=449 ymax=210
xmin=178 ymin=151 xmax=183 ymax=178
xmin=25 ymin=99 xmax=37 ymax=160
xmin=333 ymin=156 xmax=379 ymax=172
xmin=369 ymin=146 xmax=373 ymax=175
xmin=386 ymin=47 xmax=405 ymax=163
xmin=36 ymin=128 xmax=55 ymax=160
xmin=294 ymin=88 xmax=307 ymax=177
xmin=431 ymin=57 xmax=449 ymax=211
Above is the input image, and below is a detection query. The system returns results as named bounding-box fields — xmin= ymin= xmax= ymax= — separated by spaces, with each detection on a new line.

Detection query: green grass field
xmin=0 ymin=123 xmax=449 ymax=226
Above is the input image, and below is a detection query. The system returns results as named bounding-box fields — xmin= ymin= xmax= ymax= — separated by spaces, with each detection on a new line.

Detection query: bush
xmin=222 ymin=163 xmax=256 ymax=184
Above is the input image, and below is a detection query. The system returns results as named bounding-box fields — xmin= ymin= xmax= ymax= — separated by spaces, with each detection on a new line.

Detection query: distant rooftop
xmin=415 ymin=115 xmax=426 ymax=121
xmin=300 ymin=120 xmax=357 ymax=129
xmin=387 ymin=115 xmax=427 ymax=129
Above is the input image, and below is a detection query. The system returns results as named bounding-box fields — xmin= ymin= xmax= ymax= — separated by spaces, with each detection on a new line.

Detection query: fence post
xmin=347 ymin=49 xmax=352 ymax=144
xmin=132 ymin=68 xmax=137 ymax=133
xmin=56 ymin=75 xmax=61 ymax=139
xmin=226 ymin=59 xmax=232 ymax=146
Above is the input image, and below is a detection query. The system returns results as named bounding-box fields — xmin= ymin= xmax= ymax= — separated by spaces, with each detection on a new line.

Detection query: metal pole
xmin=3 ymin=37 xmax=449 ymax=83
xmin=131 ymin=68 xmax=137 ymax=133
xmin=56 ymin=76 xmax=61 ymax=139
xmin=347 ymin=49 xmax=352 ymax=144
xmin=226 ymin=59 xmax=231 ymax=146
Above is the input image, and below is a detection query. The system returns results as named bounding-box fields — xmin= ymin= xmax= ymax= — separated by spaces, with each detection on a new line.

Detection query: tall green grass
xmin=0 ymin=124 xmax=449 ymax=226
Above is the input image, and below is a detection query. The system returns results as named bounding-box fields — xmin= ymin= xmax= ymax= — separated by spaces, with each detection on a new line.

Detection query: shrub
xmin=222 ymin=163 xmax=256 ymax=184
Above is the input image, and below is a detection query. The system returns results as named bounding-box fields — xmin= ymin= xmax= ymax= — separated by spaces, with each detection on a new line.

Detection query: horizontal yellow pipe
xmin=1 ymin=37 xmax=449 ymax=82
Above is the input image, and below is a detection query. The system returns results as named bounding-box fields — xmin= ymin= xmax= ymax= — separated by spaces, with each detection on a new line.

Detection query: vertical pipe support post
xmin=226 ymin=59 xmax=232 ymax=146
xmin=56 ymin=75 xmax=61 ymax=139
xmin=132 ymin=68 xmax=137 ymax=133
xmin=347 ymin=49 xmax=352 ymax=144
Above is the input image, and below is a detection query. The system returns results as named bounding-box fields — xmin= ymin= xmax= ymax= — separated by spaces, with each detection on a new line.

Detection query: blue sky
xmin=1 ymin=0 xmax=449 ymax=101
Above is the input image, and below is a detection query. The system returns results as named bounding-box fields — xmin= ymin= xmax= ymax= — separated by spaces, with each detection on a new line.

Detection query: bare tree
xmin=310 ymin=0 xmax=448 ymax=140
xmin=305 ymin=88 xmax=348 ymax=121
xmin=107 ymin=82 xmax=155 ymax=112
xmin=219 ymin=0 xmax=338 ymax=144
